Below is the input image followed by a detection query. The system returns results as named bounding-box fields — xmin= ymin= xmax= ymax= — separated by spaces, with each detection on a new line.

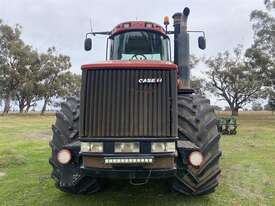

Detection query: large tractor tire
xmin=49 ymin=97 xmax=100 ymax=194
xmin=172 ymin=94 xmax=222 ymax=195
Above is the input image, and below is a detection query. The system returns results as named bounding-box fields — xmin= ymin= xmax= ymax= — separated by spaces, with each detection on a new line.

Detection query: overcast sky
xmin=0 ymin=0 xmax=266 ymax=108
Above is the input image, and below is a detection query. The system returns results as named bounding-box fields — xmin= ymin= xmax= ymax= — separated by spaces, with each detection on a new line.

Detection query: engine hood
xmin=81 ymin=60 xmax=177 ymax=70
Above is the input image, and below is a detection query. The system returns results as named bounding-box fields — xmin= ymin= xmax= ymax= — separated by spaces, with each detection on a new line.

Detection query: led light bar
xmin=104 ymin=157 xmax=153 ymax=164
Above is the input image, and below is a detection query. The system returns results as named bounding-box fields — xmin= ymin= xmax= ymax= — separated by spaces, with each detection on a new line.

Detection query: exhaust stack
xmin=173 ymin=7 xmax=190 ymax=89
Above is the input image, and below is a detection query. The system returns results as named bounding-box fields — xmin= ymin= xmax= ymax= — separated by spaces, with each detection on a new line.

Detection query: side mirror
xmin=198 ymin=36 xmax=206 ymax=50
xmin=84 ymin=38 xmax=92 ymax=51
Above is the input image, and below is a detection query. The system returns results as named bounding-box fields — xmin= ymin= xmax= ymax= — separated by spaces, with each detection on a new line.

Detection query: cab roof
xmin=110 ymin=21 xmax=167 ymax=37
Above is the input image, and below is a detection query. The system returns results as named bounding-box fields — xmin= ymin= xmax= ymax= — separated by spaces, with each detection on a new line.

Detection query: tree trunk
xmin=231 ymin=107 xmax=239 ymax=116
xmin=3 ymin=96 xmax=11 ymax=115
xmin=18 ymin=100 xmax=26 ymax=113
xmin=19 ymin=104 xmax=24 ymax=113
xmin=41 ymin=98 xmax=49 ymax=115
xmin=25 ymin=105 xmax=31 ymax=113
xmin=25 ymin=98 xmax=36 ymax=113
xmin=17 ymin=95 xmax=26 ymax=113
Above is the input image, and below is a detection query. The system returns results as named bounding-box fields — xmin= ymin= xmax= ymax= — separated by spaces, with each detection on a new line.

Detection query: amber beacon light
xmin=164 ymin=16 xmax=170 ymax=25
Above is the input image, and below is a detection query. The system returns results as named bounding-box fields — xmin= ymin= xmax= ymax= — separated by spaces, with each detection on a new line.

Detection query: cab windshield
xmin=108 ymin=31 xmax=170 ymax=61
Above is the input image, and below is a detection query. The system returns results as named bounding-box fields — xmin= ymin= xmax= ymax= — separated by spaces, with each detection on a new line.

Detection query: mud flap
xmin=59 ymin=141 xmax=83 ymax=187
xmin=59 ymin=164 xmax=83 ymax=187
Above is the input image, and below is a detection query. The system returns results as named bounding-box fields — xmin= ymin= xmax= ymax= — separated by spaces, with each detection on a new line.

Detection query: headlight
xmin=81 ymin=142 xmax=90 ymax=152
xmin=188 ymin=151 xmax=203 ymax=167
xmin=57 ymin=149 xmax=72 ymax=164
xmin=151 ymin=142 xmax=166 ymax=152
xmin=90 ymin=142 xmax=103 ymax=153
xmin=81 ymin=142 xmax=103 ymax=153
xmin=115 ymin=142 xmax=140 ymax=153
xmin=165 ymin=142 xmax=176 ymax=152
xmin=151 ymin=142 xmax=175 ymax=153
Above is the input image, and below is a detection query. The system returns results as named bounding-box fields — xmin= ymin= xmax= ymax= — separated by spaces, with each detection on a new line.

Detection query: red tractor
xmin=49 ymin=8 xmax=221 ymax=195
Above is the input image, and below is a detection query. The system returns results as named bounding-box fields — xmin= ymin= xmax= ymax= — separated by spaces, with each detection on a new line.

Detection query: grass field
xmin=0 ymin=112 xmax=275 ymax=206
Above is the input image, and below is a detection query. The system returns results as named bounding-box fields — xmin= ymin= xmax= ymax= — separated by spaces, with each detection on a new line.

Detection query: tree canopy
xmin=203 ymin=0 xmax=274 ymax=116
xmin=205 ymin=46 xmax=265 ymax=116
xmin=247 ymin=0 xmax=275 ymax=90
xmin=0 ymin=20 xmax=81 ymax=115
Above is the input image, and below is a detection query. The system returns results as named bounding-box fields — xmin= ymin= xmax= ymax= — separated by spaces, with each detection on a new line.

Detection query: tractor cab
xmin=85 ymin=21 xmax=171 ymax=61
xmin=108 ymin=22 xmax=171 ymax=61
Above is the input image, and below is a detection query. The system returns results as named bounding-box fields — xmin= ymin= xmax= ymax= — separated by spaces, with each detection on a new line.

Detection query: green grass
xmin=0 ymin=112 xmax=275 ymax=206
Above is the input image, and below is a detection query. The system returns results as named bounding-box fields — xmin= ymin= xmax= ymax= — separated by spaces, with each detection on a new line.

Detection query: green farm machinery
xmin=217 ymin=117 xmax=238 ymax=135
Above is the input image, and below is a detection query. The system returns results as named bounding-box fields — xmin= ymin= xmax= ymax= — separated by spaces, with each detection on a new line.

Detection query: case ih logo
xmin=138 ymin=78 xmax=163 ymax=84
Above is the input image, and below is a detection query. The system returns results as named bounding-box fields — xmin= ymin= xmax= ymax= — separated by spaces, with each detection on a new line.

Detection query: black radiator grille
xmin=80 ymin=69 xmax=177 ymax=137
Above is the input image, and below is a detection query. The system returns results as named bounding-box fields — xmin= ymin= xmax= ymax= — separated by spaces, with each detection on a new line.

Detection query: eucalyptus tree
xmin=39 ymin=47 xmax=72 ymax=115
xmin=205 ymin=46 xmax=265 ymax=116
xmin=0 ymin=20 xmax=24 ymax=114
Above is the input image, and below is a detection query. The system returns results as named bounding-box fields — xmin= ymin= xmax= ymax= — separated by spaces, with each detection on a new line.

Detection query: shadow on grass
xmin=53 ymin=179 xmax=211 ymax=206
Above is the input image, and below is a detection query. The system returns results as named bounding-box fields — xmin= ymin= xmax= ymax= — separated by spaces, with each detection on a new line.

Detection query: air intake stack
xmin=173 ymin=7 xmax=190 ymax=89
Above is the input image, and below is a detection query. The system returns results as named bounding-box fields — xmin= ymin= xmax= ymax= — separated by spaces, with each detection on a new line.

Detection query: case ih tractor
xmin=49 ymin=8 xmax=221 ymax=195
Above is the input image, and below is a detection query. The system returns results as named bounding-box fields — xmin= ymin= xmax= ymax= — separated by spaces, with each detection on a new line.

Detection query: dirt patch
xmin=23 ymin=131 xmax=51 ymax=140
xmin=0 ymin=155 xmax=26 ymax=167
xmin=0 ymin=148 xmax=26 ymax=167
xmin=0 ymin=172 xmax=6 ymax=177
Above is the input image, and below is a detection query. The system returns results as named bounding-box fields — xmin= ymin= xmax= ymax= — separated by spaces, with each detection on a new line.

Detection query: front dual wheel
xmin=49 ymin=97 xmax=100 ymax=194
xmin=172 ymin=94 xmax=221 ymax=195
